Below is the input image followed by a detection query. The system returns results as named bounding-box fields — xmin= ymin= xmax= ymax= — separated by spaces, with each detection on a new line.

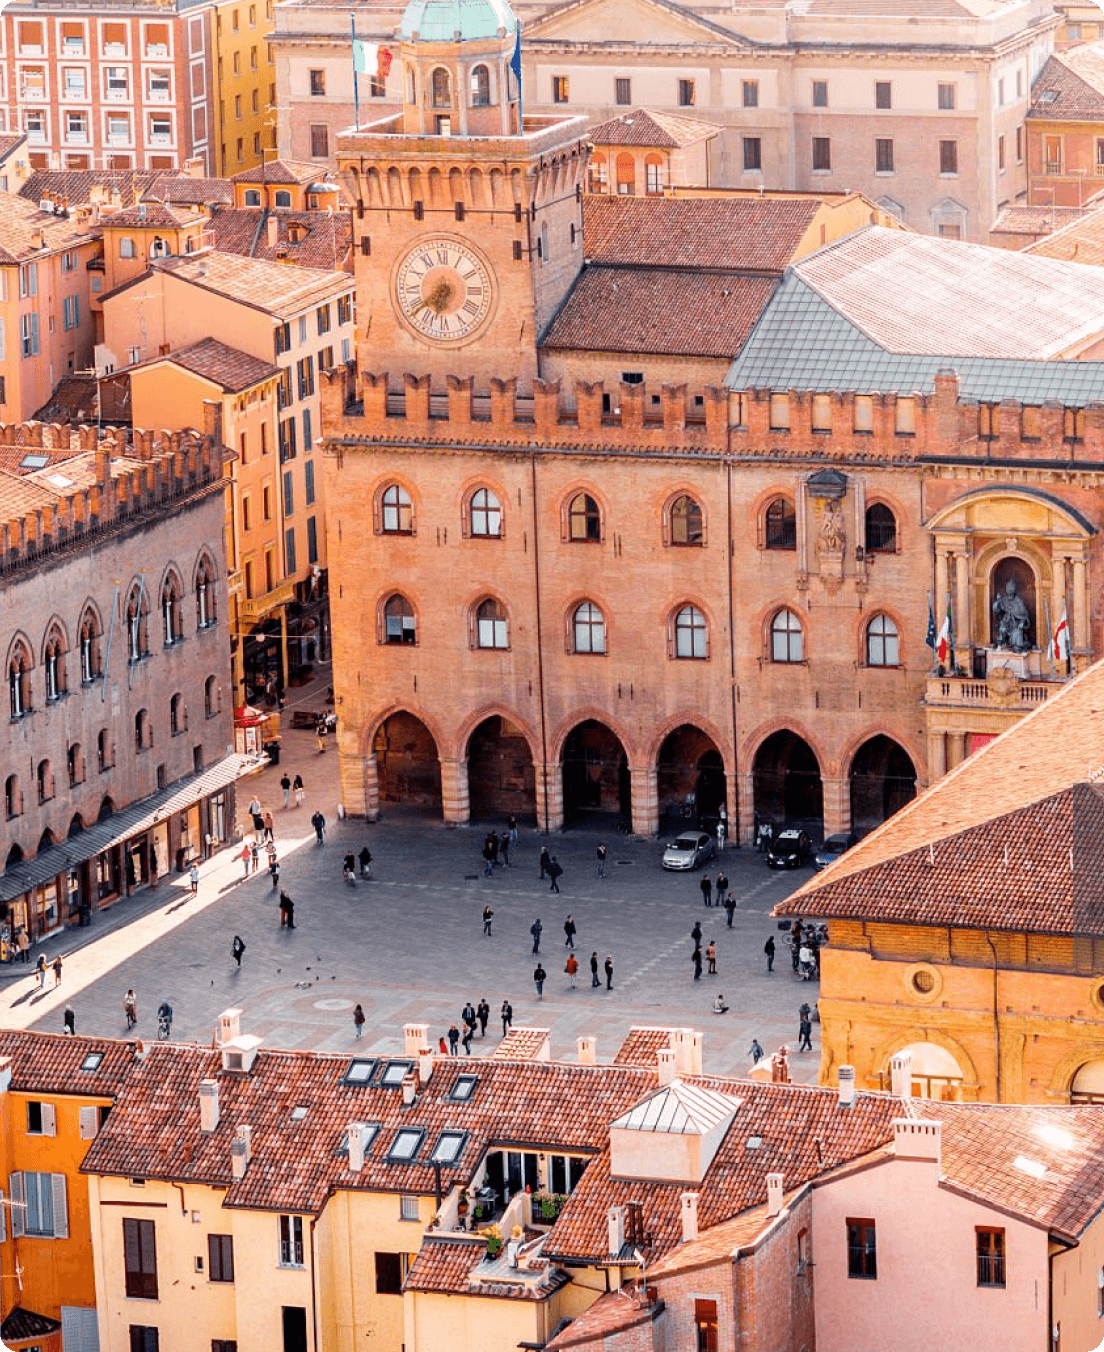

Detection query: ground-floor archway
xmin=562 ymin=720 xmax=630 ymax=822
xmin=850 ymin=735 xmax=917 ymax=835
xmin=467 ymin=715 xmax=536 ymax=822
xmin=1070 ymin=1061 xmax=1104 ymax=1103
xmin=372 ymin=711 xmax=442 ymax=809
xmin=752 ymin=730 xmax=823 ymax=834
xmin=892 ymin=1042 xmax=964 ymax=1101
xmin=657 ymin=725 xmax=725 ymax=826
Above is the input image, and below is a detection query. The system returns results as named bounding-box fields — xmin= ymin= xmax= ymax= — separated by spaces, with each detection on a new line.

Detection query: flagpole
xmin=1044 ymin=598 xmax=1054 ymax=676
xmin=947 ymin=591 xmax=955 ymax=675
xmin=351 ymin=13 xmax=361 ymax=131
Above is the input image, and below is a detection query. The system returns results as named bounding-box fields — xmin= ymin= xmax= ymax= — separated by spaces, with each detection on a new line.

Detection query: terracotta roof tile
xmin=0 ymin=194 xmax=95 ymax=264
xmin=612 ymin=1028 xmax=679 ymax=1067
xmin=1 ymin=1306 xmax=62 ymax=1341
xmin=1029 ymin=45 xmax=1104 ymax=121
xmin=583 ymin=194 xmax=819 ymax=271
xmin=145 ymin=175 xmax=235 ymax=207
xmin=404 ymin=1233 xmax=568 ymax=1300
xmin=1024 ymin=206 xmax=1104 ymax=264
xmin=0 ymin=1030 xmax=134 ymax=1098
xmin=19 ymin=168 xmax=160 ymax=210
xmin=208 ymin=207 xmax=353 ymax=272
xmin=546 ymin=1289 xmax=661 ymax=1349
xmin=153 ymin=251 xmax=351 ymax=320
xmin=991 ymin=204 xmax=1090 ymax=237
xmin=780 ymin=659 xmax=1104 ymax=922
xmin=146 ymin=338 xmax=280 ymax=392
xmin=542 ymin=266 xmax=775 ymax=357
xmin=403 ymin=1234 xmax=486 ymax=1292
xmin=104 ymin=202 xmax=205 ymax=230
xmin=491 ymin=1027 xmax=551 ymax=1060
xmin=231 ymin=159 xmax=329 ymax=186
xmin=588 ymin=108 xmax=720 ymax=149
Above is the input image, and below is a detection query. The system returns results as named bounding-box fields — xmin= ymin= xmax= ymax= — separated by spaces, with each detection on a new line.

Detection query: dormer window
xmin=429 ymin=1130 xmax=468 ymax=1164
xmin=450 ymin=1075 xmax=478 ymax=1102
xmin=387 ymin=1127 xmax=425 ymax=1162
xmin=220 ymin=1035 xmax=261 ymax=1074
xmin=342 ymin=1058 xmax=378 ymax=1086
xmin=379 ymin=1059 xmax=415 ymax=1088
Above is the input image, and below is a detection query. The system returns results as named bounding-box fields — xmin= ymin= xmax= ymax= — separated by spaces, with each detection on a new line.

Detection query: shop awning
xmin=0 ymin=753 xmax=260 ymax=903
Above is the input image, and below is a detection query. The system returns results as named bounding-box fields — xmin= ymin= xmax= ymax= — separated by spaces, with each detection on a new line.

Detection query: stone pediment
xmin=526 ymin=0 xmax=754 ymax=49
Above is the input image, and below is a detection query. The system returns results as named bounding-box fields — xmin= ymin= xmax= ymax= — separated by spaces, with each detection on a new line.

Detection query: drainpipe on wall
xmin=984 ymin=931 xmax=1001 ymax=1101
xmin=309 ymin=1215 xmax=321 ymax=1352
xmin=726 ymin=460 xmax=739 ymax=845
xmin=530 ymin=452 xmax=550 ymax=833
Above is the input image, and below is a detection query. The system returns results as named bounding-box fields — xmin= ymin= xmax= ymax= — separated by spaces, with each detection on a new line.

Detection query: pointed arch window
xmin=43 ymin=628 xmax=66 ymax=701
xmin=468 ymin=487 xmax=502 ymax=537
xmin=380 ymin=484 xmax=413 ymax=535
xmin=79 ymin=610 xmax=101 ymax=683
xmin=126 ymin=585 xmax=149 ymax=663
xmin=475 ymin=598 xmax=508 ymax=649
xmin=383 ymin=594 xmax=417 ymax=644
xmin=765 ymin=498 xmax=796 ymax=550
xmin=567 ymin=492 xmax=601 ymax=542
xmin=432 ymin=67 xmax=451 ymax=108
xmin=162 ymin=572 xmax=183 ymax=645
xmin=8 ymin=642 xmax=31 ymax=718
xmin=866 ymin=613 xmax=899 ymax=667
xmin=669 ymin=494 xmax=703 ymax=547
xmin=573 ymin=602 xmax=606 ymax=654
xmin=196 ymin=556 xmax=217 ymax=628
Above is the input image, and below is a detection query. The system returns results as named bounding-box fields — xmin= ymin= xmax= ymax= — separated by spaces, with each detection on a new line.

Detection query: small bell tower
xmin=398 ymin=0 xmax=520 ymax=138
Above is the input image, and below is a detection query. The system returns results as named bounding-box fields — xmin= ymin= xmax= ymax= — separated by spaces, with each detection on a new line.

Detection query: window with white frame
xmin=468 ymin=487 xmax=502 ymax=537
xmin=674 ymin=605 xmax=707 ymax=659
xmin=771 ymin=608 xmax=804 ymax=663
xmin=10 ymin=1171 xmax=68 ymax=1238
xmin=278 ymin=1214 xmax=304 ymax=1266
xmin=573 ymin=601 xmax=606 ymax=654
xmin=866 ymin=614 xmax=899 ymax=667
xmin=475 ymin=598 xmax=508 ymax=649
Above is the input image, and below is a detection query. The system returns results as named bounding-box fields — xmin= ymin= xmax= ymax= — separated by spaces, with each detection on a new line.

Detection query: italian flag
xmin=1053 ymin=600 xmax=1070 ymax=662
xmin=935 ymin=598 xmax=952 ymax=666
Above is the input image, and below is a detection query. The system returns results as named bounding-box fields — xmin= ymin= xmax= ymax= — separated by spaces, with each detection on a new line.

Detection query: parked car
xmin=662 ymin=832 xmax=716 ymax=871
xmin=813 ymin=832 xmax=858 ymax=872
xmin=766 ymin=829 xmax=811 ymax=869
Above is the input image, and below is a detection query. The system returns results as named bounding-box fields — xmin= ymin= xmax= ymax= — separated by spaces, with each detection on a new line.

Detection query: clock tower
xmin=336 ymin=0 xmax=590 ymax=392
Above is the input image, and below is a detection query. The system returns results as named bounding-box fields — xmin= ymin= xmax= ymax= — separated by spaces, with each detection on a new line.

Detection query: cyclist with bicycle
xmin=157 ymin=998 xmax=173 ymax=1040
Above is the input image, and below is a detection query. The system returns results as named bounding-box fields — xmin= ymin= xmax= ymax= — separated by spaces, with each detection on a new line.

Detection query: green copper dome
xmin=399 ymin=0 xmax=518 ymax=41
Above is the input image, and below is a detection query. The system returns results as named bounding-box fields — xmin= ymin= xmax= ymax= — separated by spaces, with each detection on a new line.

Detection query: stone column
xmin=947 ymin=731 xmax=967 ymax=769
xmin=934 ymin=547 xmax=949 ymax=623
xmin=535 ymin=762 xmax=563 ymax=834
xmin=439 ymin=758 xmax=470 ymax=826
xmin=340 ymin=749 xmax=373 ymax=820
xmin=954 ymin=551 xmax=971 ymax=664
xmin=1073 ymin=556 xmax=1089 ymax=653
xmin=737 ymin=767 xmax=756 ymax=846
xmin=630 ymin=764 xmax=658 ymax=837
xmin=928 ymin=731 xmax=947 ymax=781
xmin=821 ymin=776 xmax=849 ymax=840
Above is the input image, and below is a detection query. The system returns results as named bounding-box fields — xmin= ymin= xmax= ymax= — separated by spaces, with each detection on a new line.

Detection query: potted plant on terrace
xmin=484 ymin=1225 xmax=503 ymax=1258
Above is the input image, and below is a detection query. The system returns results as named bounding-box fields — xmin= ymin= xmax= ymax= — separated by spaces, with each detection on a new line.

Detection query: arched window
xmin=8 ymin=641 xmax=31 ymax=718
xmin=674 ymin=605 xmax=708 ymax=660
xmin=37 ymin=758 xmax=53 ymax=803
xmin=79 ymin=608 xmax=101 ymax=683
xmin=170 ymin=692 xmax=185 ymax=735
xmin=244 ymin=189 xmax=261 ymax=206
xmin=765 ymin=498 xmax=796 ymax=550
xmin=475 ymin=598 xmax=508 ymax=649
xmin=97 ymin=729 xmax=112 ymax=771
xmin=432 ymin=67 xmax=451 ymax=108
xmin=162 ymin=571 xmax=183 ymax=645
xmin=43 ymin=626 xmax=65 ymax=701
xmin=383 ymin=594 xmax=417 ymax=644
xmin=865 ymin=503 xmax=897 ymax=554
xmin=645 ymin=153 xmax=664 ymax=195
xmin=204 ymin=676 xmax=218 ymax=719
xmin=470 ymin=64 xmax=490 ymax=106
xmin=771 ymin=608 xmax=804 ymax=663
xmin=67 ymin=743 xmax=83 ymax=787
xmin=866 ymin=614 xmax=899 ymax=667
xmin=126 ymin=584 xmax=149 ymax=662
xmin=573 ymin=602 xmax=606 ymax=654
xmin=381 ymin=484 xmax=413 ymax=534
xmin=468 ymin=487 xmax=502 ymax=537
xmin=567 ymin=492 xmax=600 ymax=543
xmin=274 ymin=189 xmax=292 ymax=208
xmin=195 ymin=556 xmax=217 ymax=628
xmin=4 ymin=774 xmax=20 ymax=818
xmin=615 ymin=153 xmax=635 ymax=196
xmin=669 ymin=494 xmax=703 ymax=547
xmin=135 ymin=708 xmax=151 ymax=752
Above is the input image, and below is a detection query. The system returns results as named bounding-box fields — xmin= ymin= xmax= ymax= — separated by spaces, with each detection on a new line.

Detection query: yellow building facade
xmin=211 ymin=0 xmax=278 ymax=178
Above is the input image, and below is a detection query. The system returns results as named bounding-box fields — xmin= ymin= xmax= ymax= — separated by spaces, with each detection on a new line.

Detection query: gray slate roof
xmin=724 ymin=273 xmax=1104 ymax=404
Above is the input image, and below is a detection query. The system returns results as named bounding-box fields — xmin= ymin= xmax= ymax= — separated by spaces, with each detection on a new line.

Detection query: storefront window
xmin=39 ymin=880 xmax=59 ymax=932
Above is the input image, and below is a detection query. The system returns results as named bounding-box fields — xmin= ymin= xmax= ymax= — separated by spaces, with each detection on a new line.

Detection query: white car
xmin=662 ymin=832 xmax=716 ymax=871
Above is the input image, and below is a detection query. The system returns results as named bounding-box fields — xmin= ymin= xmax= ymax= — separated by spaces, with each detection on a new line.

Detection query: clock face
xmin=394 ymin=238 xmax=495 ymax=345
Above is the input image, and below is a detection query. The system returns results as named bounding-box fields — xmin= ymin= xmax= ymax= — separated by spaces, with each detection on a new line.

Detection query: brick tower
xmin=336 ymin=0 xmax=590 ymax=391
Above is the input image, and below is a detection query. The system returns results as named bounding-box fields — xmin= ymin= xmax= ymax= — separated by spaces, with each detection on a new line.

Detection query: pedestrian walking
xmin=311 ymin=810 xmax=325 ymax=844
xmin=16 ymin=929 xmax=29 ymax=963
xmin=700 ymin=874 xmax=712 ymax=907
xmin=566 ymin=953 xmax=579 ymax=988
xmin=499 ymin=831 xmax=511 ymax=868
xmin=691 ymin=921 xmax=703 ymax=949
xmin=482 ymin=837 xmax=496 ymax=877
xmin=35 ymin=953 xmax=46 ymax=989
xmin=482 ymin=905 xmax=494 ymax=937
xmin=534 ymin=962 xmax=546 ymax=1000
xmin=269 ymin=858 xmax=280 ymax=890
xmin=715 ymin=872 xmax=728 ymax=908
xmin=353 ymin=1004 xmax=366 ymax=1039
xmin=293 ymin=773 xmax=305 ymax=808
xmin=283 ymin=893 xmax=296 ymax=929
xmin=477 ymin=998 xmax=490 ymax=1036
xmin=604 ymin=954 xmax=614 ymax=990
xmin=799 ymin=943 xmax=815 ymax=981
xmin=798 ymin=1013 xmax=813 ymax=1052
xmin=500 ymin=1000 xmax=513 ymax=1037
xmin=764 ymin=935 xmax=776 ymax=972
xmin=487 ymin=833 xmax=499 ymax=867
xmin=358 ymin=847 xmax=372 ymax=878
xmin=263 ymin=811 xmax=275 ymax=842
xmin=448 ymin=1023 xmax=460 ymax=1055
xmin=548 ymin=857 xmax=563 ymax=893
xmin=508 ymin=815 xmax=518 ymax=843
xmin=279 ymin=890 xmax=293 ymax=927
xmin=597 ymin=842 xmax=607 ymax=878
xmin=124 ymin=989 xmax=138 ymax=1029
xmin=190 ymin=863 xmax=200 ymax=896
xmin=157 ymin=998 xmax=173 ymax=1040
xmin=539 ymin=846 xmax=550 ymax=879
xmin=239 ymin=844 xmax=251 ymax=879
xmin=281 ymin=772 xmax=292 ymax=808
xmin=692 ymin=946 xmax=703 ymax=980
xmin=461 ymin=1022 xmax=474 ymax=1055
xmin=706 ymin=940 xmax=717 ymax=975
xmin=564 ymin=915 xmax=576 ymax=948
xmin=716 ymin=819 xmax=727 ymax=852
xmin=749 ymin=1038 xmax=764 ymax=1065
xmin=63 ymin=1006 xmax=76 ymax=1035
xmin=530 ymin=918 xmax=543 ymax=954
xmin=462 ymin=1002 xmax=476 ymax=1037
xmin=590 ymin=951 xmax=600 ymax=988
xmin=316 ymin=716 xmax=327 ymax=753
xmin=342 ymin=853 xmax=357 ymax=885
xmin=231 ymin=934 xmax=246 ymax=968
xmin=53 ymin=954 xmax=63 ymax=987
xmin=724 ymin=895 xmax=736 ymax=929
xmin=250 ymin=841 xmax=260 ymax=873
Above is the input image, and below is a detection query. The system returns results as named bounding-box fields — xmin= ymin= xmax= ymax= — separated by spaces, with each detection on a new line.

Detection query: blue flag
xmin=510 ymin=23 xmax=523 ymax=111
xmin=925 ymin=593 xmax=936 ymax=650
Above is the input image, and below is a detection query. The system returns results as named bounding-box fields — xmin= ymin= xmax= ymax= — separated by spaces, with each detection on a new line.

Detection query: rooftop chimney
xmin=404 ymin=1023 xmax=430 ymax=1058
xmin=401 ymin=1070 xmax=417 ymax=1106
xmin=134 ymin=1039 xmax=150 ymax=1061
xmin=838 ymin=1064 xmax=856 ymax=1108
xmin=893 ymin=1118 xmax=941 ymax=1164
xmin=890 ymin=1052 xmax=912 ymax=1099
xmin=417 ymin=1045 xmax=434 ymax=1084
xmin=671 ymin=1028 xmax=703 ymax=1077
xmin=680 ymin=1191 xmax=699 ymax=1243
xmin=656 ymin=1048 xmax=677 ymax=1085
xmin=608 ymin=1205 xmax=626 ymax=1256
xmin=766 ymin=1173 xmax=784 ymax=1217
xmin=347 ymin=1122 xmax=369 ymax=1172
xmin=199 ymin=1078 xmax=219 ymax=1133
xmin=217 ymin=1008 xmax=243 ymax=1046
xmin=0 ymin=1057 xmax=12 ymax=1094
xmin=266 ymin=213 xmax=279 ymax=250
xmin=577 ymin=1036 xmax=597 ymax=1066
xmin=230 ymin=1125 xmax=252 ymax=1179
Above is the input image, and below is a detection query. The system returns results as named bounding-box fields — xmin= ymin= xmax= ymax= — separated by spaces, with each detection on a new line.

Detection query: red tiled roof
xmin=588 ymin=108 xmax=720 ymax=149
xmin=1024 ymin=206 xmax=1104 ymax=264
xmin=612 ymin=1027 xmax=678 ymax=1067
xmin=582 ymin=195 xmax=819 ymax=271
xmin=145 ymin=175 xmax=234 ymax=207
xmin=541 ymin=266 xmax=775 ymax=358
xmin=0 ymin=1030 xmax=133 ymax=1097
xmin=149 ymin=338 xmax=280 ymax=392
xmin=19 ymin=168 xmax=161 ymax=210
xmin=1029 ymin=45 xmax=1104 ymax=120
xmin=0 ymin=193 xmax=95 ymax=264
xmin=154 ymin=251 xmax=351 ymax=319
xmin=991 ymin=204 xmax=1089 ymax=237
xmin=1 ymin=1306 xmax=62 ymax=1342
xmin=102 ymin=201 xmax=204 ymax=229
xmin=231 ymin=159 xmax=328 ymax=186
xmin=546 ymin=1289 xmax=662 ymax=1349
xmin=208 ymin=207 xmax=353 ymax=272
xmin=404 ymin=1234 xmax=568 ymax=1300
xmin=491 ymin=1027 xmax=551 ymax=1060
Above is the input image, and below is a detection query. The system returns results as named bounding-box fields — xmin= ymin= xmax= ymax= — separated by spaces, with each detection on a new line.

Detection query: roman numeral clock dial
xmin=393 ymin=238 xmax=495 ymax=345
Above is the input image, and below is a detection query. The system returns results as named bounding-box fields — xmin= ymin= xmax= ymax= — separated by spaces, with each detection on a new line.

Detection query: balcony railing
xmin=927 ymin=675 xmax=1055 ymax=705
